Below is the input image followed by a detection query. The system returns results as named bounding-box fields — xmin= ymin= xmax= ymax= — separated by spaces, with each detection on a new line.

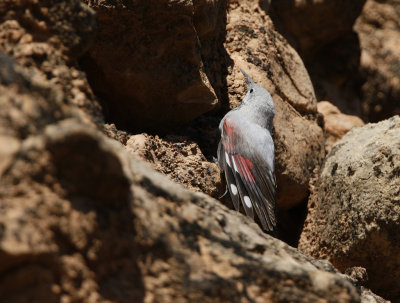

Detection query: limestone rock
xmin=355 ymin=0 xmax=400 ymax=122
xmin=271 ymin=0 xmax=366 ymax=58
xmin=81 ymin=0 xmax=218 ymax=132
xmin=0 ymin=0 xmax=103 ymax=127
xmin=126 ymin=133 xmax=223 ymax=198
xmin=299 ymin=116 xmax=400 ymax=301
xmin=317 ymin=101 xmax=364 ymax=152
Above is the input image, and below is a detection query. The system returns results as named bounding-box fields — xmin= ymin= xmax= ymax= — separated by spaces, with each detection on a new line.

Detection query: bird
xmin=217 ymin=69 xmax=277 ymax=232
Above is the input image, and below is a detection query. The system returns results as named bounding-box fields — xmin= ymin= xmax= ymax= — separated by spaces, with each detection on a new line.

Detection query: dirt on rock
xmin=0 ymin=0 xmax=104 ymax=127
xmin=126 ymin=133 xmax=223 ymax=198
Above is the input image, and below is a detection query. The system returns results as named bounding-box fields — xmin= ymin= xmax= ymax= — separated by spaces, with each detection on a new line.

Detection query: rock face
xmin=223 ymin=1 xmax=325 ymax=210
xmin=81 ymin=0 xmax=218 ymax=132
xmin=126 ymin=133 xmax=223 ymax=198
xmin=0 ymin=0 xmax=103 ymax=127
xmin=355 ymin=0 xmax=400 ymax=122
xmin=299 ymin=116 xmax=400 ymax=301
xmin=0 ymin=51 xmax=364 ymax=303
xmin=317 ymin=101 xmax=364 ymax=153
xmin=271 ymin=0 xmax=366 ymax=58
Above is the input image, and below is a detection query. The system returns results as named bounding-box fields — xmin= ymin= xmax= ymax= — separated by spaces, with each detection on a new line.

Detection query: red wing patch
xmin=234 ymin=155 xmax=255 ymax=183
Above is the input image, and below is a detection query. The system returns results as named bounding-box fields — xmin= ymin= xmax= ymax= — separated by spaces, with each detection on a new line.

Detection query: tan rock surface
xmin=271 ymin=0 xmax=366 ymax=58
xmin=126 ymin=133 xmax=223 ymax=198
xmin=355 ymin=0 xmax=400 ymax=122
xmin=317 ymin=101 xmax=364 ymax=152
xmin=299 ymin=116 xmax=400 ymax=301
xmin=0 ymin=0 xmax=103 ymax=127
xmin=81 ymin=0 xmax=218 ymax=132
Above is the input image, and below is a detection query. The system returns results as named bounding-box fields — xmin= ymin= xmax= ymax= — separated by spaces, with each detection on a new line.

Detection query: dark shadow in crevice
xmin=276 ymin=199 xmax=309 ymax=248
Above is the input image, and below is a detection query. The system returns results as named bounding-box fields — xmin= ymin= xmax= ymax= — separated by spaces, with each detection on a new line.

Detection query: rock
xmin=224 ymin=0 xmax=325 ymax=210
xmin=271 ymin=0 xmax=366 ymax=58
xmin=81 ymin=0 xmax=218 ymax=132
xmin=0 ymin=54 xmax=362 ymax=303
xmin=317 ymin=101 xmax=364 ymax=152
xmin=299 ymin=116 xmax=400 ymax=301
xmin=0 ymin=0 xmax=103 ymax=127
xmin=0 ymin=52 xmax=74 ymax=139
xmin=345 ymin=266 xmax=368 ymax=286
xmin=126 ymin=133 xmax=223 ymax=198
xmin=361 ymin=288 xmax=391 ymax=303
xmin=355 ymin=0 xmax=400 ymax=122
xmin=103 ymin=123 xmax=130 ymax=145
xmin=271 ymin=0 xmax=367 ymax=125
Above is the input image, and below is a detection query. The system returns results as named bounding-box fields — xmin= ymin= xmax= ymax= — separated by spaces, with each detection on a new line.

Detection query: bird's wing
xmin=218 ymin=117 xmax=276 ymax=232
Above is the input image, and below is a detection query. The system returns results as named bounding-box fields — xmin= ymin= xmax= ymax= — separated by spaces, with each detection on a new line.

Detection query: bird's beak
xmin=240 ymin=68 xmax=254 ymax=84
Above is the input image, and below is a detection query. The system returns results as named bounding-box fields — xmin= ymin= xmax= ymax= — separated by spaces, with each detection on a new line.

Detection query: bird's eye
xmin=250 ymin=89 xmax=254 ymax=93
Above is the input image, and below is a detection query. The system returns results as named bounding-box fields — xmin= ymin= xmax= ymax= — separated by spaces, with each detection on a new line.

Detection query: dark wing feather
xmin=218 ymin=142 xmax=240 ymax=211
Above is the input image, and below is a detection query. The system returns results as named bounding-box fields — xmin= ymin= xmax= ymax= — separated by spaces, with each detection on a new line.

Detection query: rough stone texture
xmin=270 ymin=0 xmax=366 ymax=124
xmin=270 ymin=0 xmax=366 ymax=58
xmin=0 ymin=51 xmax=366 ymax=303
xmin=317 ymin=101 xmax=364 ymax=153
xmin=355 ymin=0 xmax=400 ymax=122
xmin=224 ymin=1 xmax=325 ymax=210
xmin=0 ymin=0 xmax=103 ymax=127
xmin=272 ymin=0 xmax=400 ymax=125
xmin=126 ymin=133 xmax=223 ymax=198
xmin=81 ymin=0 xmax=219 ymax=132
xmin=299 ymin=116 xmax=400 ymax=301
xmin=361 ymin=288 xmax=391 ymax=303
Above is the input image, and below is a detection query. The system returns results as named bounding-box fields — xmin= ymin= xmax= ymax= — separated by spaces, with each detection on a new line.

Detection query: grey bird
xmin=217 ymin=69 xmax=277 ymax=232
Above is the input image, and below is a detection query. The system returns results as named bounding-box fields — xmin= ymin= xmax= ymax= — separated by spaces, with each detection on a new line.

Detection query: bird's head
xmin=240 ymin=69 xmax=275 ymax=113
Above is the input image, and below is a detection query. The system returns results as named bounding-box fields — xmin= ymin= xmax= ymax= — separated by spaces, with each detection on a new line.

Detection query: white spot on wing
xmin=233 ymin=159 xmax=239 ymax=173
xmin=230 ymin=184 xmax=238 ymax=195
xmin=244 ymin=196 xmax=252 ymax=208
xmin=225 ymin=152 xmax=231 ymax=167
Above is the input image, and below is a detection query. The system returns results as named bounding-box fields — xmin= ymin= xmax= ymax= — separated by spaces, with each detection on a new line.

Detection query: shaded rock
xmin=81 ymin=0 xmax=218 ymax=132
xmin=318 ymin=101 xmax=364 ymax=152
xmin=0 ymin=52 xmax=74 ymax=139
xmin=345 ymin=266 xmax=368 ymax=286
xmin=271 ymin=0 xmax=366 ymax=124
xmin=271 ymin=0 xmax=366 ymax=58
xmin=126 ymin=133 xmax=223 ymax=198
xmin=299 ymin=116 xmax=400 ymax=301
xmin=103 ymin=123 xmax=130 ymax=145
xmin=224 ymin=0 xmax=325 ymax=210
xmin=361 ymin=288 xmax=390 ymax=303
xmin=0 ymin=0 xmax=103 ymax=126
xmin=0 ymin=55 xmax=361 ymax=303
xmin=355 ymin=0 xmax=400 ymax=122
